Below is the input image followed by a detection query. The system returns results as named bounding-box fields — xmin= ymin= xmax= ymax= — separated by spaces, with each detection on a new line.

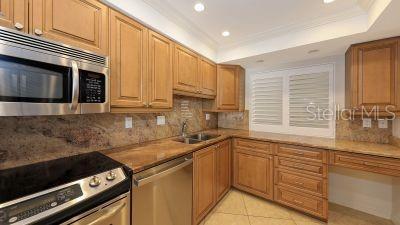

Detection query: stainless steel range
xmin=0 ymin=152 xmax=131 ymax=225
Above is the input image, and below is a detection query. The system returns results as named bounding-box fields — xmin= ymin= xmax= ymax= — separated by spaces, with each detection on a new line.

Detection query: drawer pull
xmin=363 ymin=161 xmax=378 ymax=167
xmin=294 ymin=151 xmax=304 ymax=156
xmin=294 ymin=181 xmax=304 ymax=186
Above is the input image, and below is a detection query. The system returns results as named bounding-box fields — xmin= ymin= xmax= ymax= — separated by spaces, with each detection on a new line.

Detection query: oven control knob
xmin=106 ymin=171 xmax=117 ymax=181
xmin=89 ymin=176 xmax=101 ymax=187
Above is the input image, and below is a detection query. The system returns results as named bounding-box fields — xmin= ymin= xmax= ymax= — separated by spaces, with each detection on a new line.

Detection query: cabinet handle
xmin=293 ymin=199 xmax=304 ymax=205
xmin=294 ymin=181 xmax=304 ymax=186
xmin=14 ymin=22 xmax=24 ymax=30
xmin=34 ymin=29 xmax=43 ymax=36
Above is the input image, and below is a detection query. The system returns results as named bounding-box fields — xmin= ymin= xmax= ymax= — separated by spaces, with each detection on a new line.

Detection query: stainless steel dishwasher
xmin=132 ymin=153 xmax=193 ymax=225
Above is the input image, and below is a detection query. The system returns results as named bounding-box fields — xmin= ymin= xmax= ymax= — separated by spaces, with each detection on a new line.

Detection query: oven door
xmin=0 ymin=55 xmax=80 ymax=116
xmin=67 ymin=194 xmax=130 ymax=225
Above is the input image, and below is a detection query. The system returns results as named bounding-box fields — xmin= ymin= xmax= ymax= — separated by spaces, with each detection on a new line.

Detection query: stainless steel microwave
xmin=0 ymin=26 xmax=109 ymax=116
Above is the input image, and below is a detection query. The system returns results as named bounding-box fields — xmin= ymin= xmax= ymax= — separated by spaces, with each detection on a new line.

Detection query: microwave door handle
xmin=70 ymin=61 xmax=79 ymax=111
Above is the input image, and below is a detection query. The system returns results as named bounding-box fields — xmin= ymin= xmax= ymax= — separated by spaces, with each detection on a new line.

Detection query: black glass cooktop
xmin=0 ymin=152 xmax=127 ymax=204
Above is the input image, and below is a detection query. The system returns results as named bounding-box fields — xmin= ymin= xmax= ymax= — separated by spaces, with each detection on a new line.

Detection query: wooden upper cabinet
xmin=148 ymin=30 xmax=173 ymax=109
xmin=0 ymin=0 xmax=28 ymax=32
xmin=193 ymin=145 xmax=216 ymax=225
xmin=199 ymin=58 xmax=217 ymax=96
xmin=173 ymin=44 xmax=200 ymax=94
xmin=110 ymin=9 xmax=148 ymax=109
xmin=30 ymin=0 xmax=109 ymax=55
xmin=215 ymin=140 xmax=231 ymax=201
xmin=346 ymin=37 xmax=400 ymax=111
xmin=218 ymin=65 xmax=245 ymax=110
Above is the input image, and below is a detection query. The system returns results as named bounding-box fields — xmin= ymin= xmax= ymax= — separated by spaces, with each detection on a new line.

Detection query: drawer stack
xmin=274 ymin=144 xmax=328 ymax=220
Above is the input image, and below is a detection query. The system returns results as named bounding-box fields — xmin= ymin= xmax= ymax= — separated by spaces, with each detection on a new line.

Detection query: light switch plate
xmin=157 ymin=116 xmax=166 ymax=125
xmin=125 ymin=117 xmax=133 ymax=129
xmin=363 ymin=118 xmax=372 ymax=128
xmin=378 ymin=119 xmax=388 ymax=129
xmin=205 ymin=113 xmax=211 ymax=121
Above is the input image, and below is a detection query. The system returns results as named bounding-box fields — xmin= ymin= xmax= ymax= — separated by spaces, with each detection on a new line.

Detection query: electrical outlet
xmin=363 ymin=118 xmax=372 ymax=128
xmin=157 ymin=116 xmax=166 ymax=125
xmin=378 ymin=119 xmax=388 ymax=129
xmin=205 ymin=113 xmax=211 ymax=121
xmin=125 ymin=117 xmax=133 ymax=129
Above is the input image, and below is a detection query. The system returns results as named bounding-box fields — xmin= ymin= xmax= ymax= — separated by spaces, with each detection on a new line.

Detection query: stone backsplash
xmin=218 ymin=111 xmax=249 ymax=130
xmin=0 ymin=96 xmax=217 ymax=170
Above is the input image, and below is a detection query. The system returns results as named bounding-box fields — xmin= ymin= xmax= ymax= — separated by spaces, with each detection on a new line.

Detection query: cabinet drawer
xmin=276 ymin=144 xmax=327 ymax=163
xmin=275 ymin=157 xmax=327 ymax=178
xmin=234 ymin=138 xmax=273 ymax=154
xmin=329 ymin=151 xmax=400 ymax=177
xmin=275 ymin=169 xmax=327 ymax=198
xmin=274 ymin=186 xmax=328 ymax=220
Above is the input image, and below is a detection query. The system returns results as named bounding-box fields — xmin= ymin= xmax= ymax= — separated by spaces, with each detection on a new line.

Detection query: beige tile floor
xmin=199 ymin=189 xmax=394 ymax=225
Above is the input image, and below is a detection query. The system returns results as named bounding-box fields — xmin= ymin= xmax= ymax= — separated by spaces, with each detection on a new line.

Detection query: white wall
xmin=329 ymin=167 xmax=393 ymax=219
xmin=393 ymin=178 xmax=400 ymax=225
xmin=102 ymin=0 xmax=217 ymax=60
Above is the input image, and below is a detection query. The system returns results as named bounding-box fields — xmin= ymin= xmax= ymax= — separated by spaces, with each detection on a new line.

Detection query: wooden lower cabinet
xmin=233 ymin=147 xmax=274 ymax=200
xmin=193 ymin=140 xmax=231 ymax=225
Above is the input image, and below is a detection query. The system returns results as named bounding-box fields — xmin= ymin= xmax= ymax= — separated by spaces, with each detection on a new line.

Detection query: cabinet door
xmin=110 ymin=10 xmax=148 ymax=108
xmin=193 ymin=146 xmax=216 ymax=225
xmin=0 ymin=0 xmax=28 ymax=32
xmin=199 ymin=58 xmax=217 ymax=96
xmin=234 ymin=148 xmax=273 ymax=200
xmin=354 ymin=39 xmax=400 ymax=110
xmin=148 ymin=30 xmax=173 ymax=109
xmin=30 ymin=0 xmax=109 ymax=54
xmin=217 ymin=65 xmax=240 ymax=110
xmin=173 ymin=44 xmax=200 ymax=94
xmin=216 ymin=140 xmax=231 ymax=201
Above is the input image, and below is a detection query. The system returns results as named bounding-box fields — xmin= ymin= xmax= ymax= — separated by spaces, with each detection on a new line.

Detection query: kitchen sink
xmin=174 ymin=137 xmax=203 ymax=144
xmin=188 ymin=133 xmax=220 ymax=141
xmin=174 ymin=133 xmax=220 ymax=144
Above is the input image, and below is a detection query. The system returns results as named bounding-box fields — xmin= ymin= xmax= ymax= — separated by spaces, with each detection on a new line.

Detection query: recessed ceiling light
xmin=222 ymin=31 xmax=230 ymax=37
xmin=323 ymin=0 xmax=335 ymax=3
xmin=194 ymin=3 xmax=205 ymax=12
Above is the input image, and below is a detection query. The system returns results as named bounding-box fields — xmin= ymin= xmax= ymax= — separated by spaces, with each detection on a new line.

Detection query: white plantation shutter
xmin=251 ymin=76 xmax=283 ymax=125
xmin=289 ymin=72 xmax=330 ymax=128
xmin=250 ymin=64 xmax=335 ymax=138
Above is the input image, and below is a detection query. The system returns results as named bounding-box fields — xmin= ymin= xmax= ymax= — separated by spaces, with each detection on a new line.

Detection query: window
xmin=250 ymin=64 xmax=335 ymax=138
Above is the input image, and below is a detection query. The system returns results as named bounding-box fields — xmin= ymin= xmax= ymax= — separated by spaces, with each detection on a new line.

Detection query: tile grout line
xmin=239 ymin=190 xmax=252 ymax=225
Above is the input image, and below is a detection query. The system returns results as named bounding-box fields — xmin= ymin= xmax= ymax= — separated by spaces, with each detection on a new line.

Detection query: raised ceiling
xmin=143 ymin=0 xmax=371 ymax=48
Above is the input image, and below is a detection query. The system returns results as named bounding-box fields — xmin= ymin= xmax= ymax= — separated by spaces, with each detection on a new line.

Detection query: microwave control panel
xmin=79 ymin=72 xmax=106 ymax=103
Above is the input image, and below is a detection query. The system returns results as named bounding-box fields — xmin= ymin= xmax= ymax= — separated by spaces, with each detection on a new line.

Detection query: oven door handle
xmin=86 ymin=202 xmax=127 ymax=225
xmin=70 ymin=61 xmax=80 ymax=111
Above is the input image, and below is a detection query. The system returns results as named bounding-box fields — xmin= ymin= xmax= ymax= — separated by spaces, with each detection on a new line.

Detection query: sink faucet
xmin=181 ymin=120 xmax=188 ymax=138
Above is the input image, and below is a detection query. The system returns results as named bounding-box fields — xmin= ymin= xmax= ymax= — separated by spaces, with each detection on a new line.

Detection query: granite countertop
xmin=102 ymin=128 xmax=400 ymax=174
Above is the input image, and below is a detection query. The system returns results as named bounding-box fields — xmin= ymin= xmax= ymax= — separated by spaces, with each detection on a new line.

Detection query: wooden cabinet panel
xmin=30 ymin=0 xmax=109 ymax=54
xmin=275 ymin=156 xmax=327 ymax=178
xmin=110 ymin=9 xmax=148 ymax=108
xmin=173 ymin=44 xmax=200 ymax=94
xmin=234 ymin=148 xmax=273 ymax=200
xmin=148 ymin=30 xmax=173 ymax=109
xmin=329 ymin=151 xmax=400 ymax=177
xmin=199 ymin=58 xmax=217 ymax=96
xmin=0 ymin=0 xmax=28 ymax=32
xmin=276 ymin=144 xmax=328 ymax=163
xmin=216 ymin=140 xmax=231 ymax=201
xmin=234 ymin=138 xmax=273 ymax=154
xmin=346 ymin=38 xmax=400 ymax=111
xmin=275 ymin=169 xmax=327 ymax=198
xmin=217 ymin=65 xmax=239 ymax=110
xmin=275 ymin=186 xmax=328 ymax=220
xmin=193 ymin=145 xmax=216 ymax=225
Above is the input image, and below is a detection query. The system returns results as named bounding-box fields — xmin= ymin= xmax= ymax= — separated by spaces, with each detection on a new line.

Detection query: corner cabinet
xmin=193 ymin=140 xmax=231 ymax=225
xmin=0 ymin=0 xmax=29 ymax=33
xmin=110 ymin=10 xmax=173 ymax=113
xmin=345 ymin=37 xmax=400 ymax=112
xmin=203 ymin=64 xmax=245 ymax=112
xmin=30 ymin=0 xmax=109 ymax=55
